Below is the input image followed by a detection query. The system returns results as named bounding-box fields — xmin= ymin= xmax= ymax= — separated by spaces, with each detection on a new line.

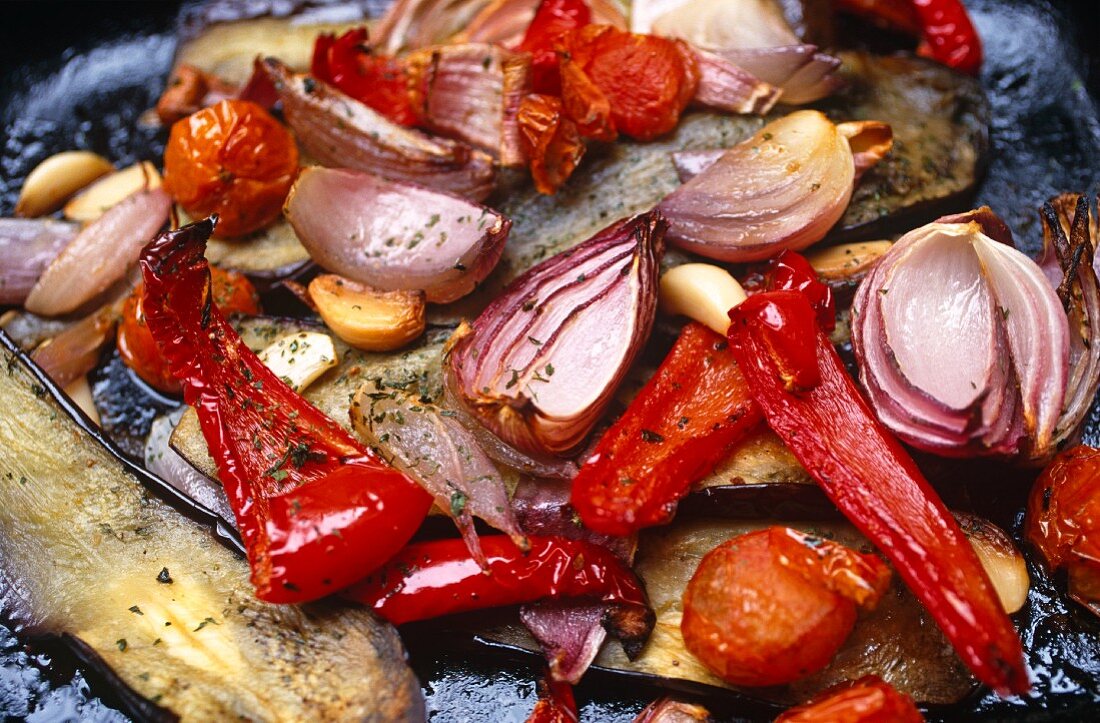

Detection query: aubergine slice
xmin=477 ymin=516 xmax=973 ymax=707
xmin=203 ymin=218 xmax=313 ymax=286
xmin=0 ymin=331 xmax=426 ymax=721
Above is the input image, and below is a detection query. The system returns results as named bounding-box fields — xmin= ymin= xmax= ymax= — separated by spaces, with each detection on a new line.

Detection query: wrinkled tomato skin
xmin=517 ymin=93 xmax=586 ymax=194
xmin=1028 ymin=445 xmax=1100 ymax=616
xmin=516 ymin=0 xmax=592 ymax=95
xmin=118 ymin=267 xmax=260 ymax=394
xmin=774 ymin=676 xmax=924 ymax=722
xmin=163 ymin=99 xmax=298 ymax=238
xmin=681 ymin=528 xmax=856 ymax=687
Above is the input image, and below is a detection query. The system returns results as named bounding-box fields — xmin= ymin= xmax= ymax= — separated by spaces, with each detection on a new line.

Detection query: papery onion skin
xmin=852 ymin=213 xmax=1070 ymax=461
xmin=446 ymin=211 xmax=666 ymax=458
xmin=0 ymin=219 xmax=78 ymax=305
xmin=24 ymin=188 xmax=171 ymax=316
xmin=658 ymin=110 xmax=856 ymax=263
xmin=284 ymin=166 xmax=509 ymax=303
xmin=263 ymin=57 xmax=496 ymax=201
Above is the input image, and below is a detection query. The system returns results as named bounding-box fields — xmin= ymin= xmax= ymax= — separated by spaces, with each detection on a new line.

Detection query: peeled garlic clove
xmin=659 ymin=263 xmax=746 ymax=336
xmin=257 ymin=331 xmax=338 ymax=393
xmin=16 ymin=151 xmax=114 ymax=218
xmin=308 ymin=274 xmax=426 ymax=352
xmin=63 ymin=375 xmax=101 ymax=426
xmin=63 ymin=161 xmax=162 ymax=222
xmin=805 ymin=240 xmax=893 ymax=281
xmin=956 ymin=512 xmax=1029 ymax=614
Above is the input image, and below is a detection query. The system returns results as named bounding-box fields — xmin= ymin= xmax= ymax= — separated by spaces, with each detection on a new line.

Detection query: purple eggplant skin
xmin=0 ymin=330 xmax=427 ymax=722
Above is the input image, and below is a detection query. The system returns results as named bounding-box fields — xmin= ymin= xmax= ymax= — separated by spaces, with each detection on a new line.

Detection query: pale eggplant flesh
xmin=0 ymin=331 xmax=426 ymax=722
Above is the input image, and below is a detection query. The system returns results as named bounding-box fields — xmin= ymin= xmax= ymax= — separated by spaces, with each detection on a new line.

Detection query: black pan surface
xmin=2 ymin=1 xmax=1100 ymax=720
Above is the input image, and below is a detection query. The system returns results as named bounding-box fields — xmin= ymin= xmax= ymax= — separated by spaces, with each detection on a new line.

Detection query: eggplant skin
xmin=0 ymin=333 xmax=426 ymax=722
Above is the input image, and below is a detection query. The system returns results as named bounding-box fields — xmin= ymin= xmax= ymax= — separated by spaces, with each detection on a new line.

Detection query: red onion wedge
xmin=852 ymin=209 xmax=1071 ymax=461
xmin=1039 ymin=195 xmax=1100 ymax=448
xmin=691 ymin=48 xmax=781 ymax=115
xmin=646 ymin=0 xmax=801 ymax=50
xmin=351 ymin=380 xmax=527 ymax=566
xmin=406 ymin=43 xmax=532 ymax=166
xmin=30 ymin=304 xmax=120 ymax=389
xmin=446 ymin=211 xmax=666 ymax=458
xmin=718 ymin=45 xmax=844 ymax=105
xmin=23 ymin=187 xmax=170 ymax=316
xmin=658 ymin=111 xmax=891 ymax=263
xmin=262 ymin=57 xmax=496 ymax=201
xmin=0 ymin=219 xmax=77 ymax=305
xmin=284 ymin=167 xmax=509 ymax=304
xmin=372 ymin=0 xmax=497 ymax=54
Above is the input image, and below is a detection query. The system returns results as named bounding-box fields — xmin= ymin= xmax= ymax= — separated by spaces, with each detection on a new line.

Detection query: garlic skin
xmin=659 ymin=263 xmax=746 ymax=335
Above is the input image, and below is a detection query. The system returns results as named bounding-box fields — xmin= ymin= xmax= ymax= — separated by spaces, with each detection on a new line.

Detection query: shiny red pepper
xmin=311 ymin=27 xmax=418 ymax=126
xmin=836 ymin=0 xmax=982 ymax=75
xmin=571 ymin=322 xmax=762 ymax=536
xmin=526 ymin=676 xmax=579 ymax=723
xmin=768 ymin=249 xmax=836 ymax=333
xmin=516 ymin=0 xmax=592 ymax=95
xmin=344 ymin=535 xmax=654 ymax=646
xmin=726 ymin=290 xmax=1028 ymax=696
xmin=139 ymin=218 xmax=432 ymax=603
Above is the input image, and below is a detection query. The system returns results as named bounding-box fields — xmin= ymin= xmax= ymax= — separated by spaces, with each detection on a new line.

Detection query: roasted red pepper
xmin=571 ymin=322 xmax=762 ymax=536
xmin=344 ymin=534 xmax=654 ymax=650
xmin=726 ymin=290 xmax=1028 ymax=695
xmin=516 ymin=0 xmax=592 ymax=95
xmin=139 ymin=218 xmax=432 ymax=603
xmin=526 ymin=676 xmax=579 ymax=723
xmin=774 ymin=676 xmax=924 ymax=722
xmin=837 ymin=0 xmax=982 ymax=75
xmin=311 ymin=27 xmax=418 ymax=126
xmin=768 ymin=249 xmax=836 ymax=333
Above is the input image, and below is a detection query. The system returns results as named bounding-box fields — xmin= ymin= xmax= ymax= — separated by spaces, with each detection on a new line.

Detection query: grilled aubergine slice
xmin=0 ymin=332 xmax=426 ymax=722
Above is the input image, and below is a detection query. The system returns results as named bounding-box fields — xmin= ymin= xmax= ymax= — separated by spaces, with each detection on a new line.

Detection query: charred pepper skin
xmin=139 ymin=218 xmax=432 ymax=603
xmin=726 ymin=290 xmax=1029 ymax=696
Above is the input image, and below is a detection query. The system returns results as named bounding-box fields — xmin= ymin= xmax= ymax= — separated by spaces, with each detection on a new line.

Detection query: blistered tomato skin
xmin=680 ymin=528 xmax=858 ymax=687
xmin=163 ymin=99 xmax=298 ymax=238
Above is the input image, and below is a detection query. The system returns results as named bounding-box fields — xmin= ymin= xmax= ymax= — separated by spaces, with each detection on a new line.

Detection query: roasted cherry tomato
xmin=558 ymin=25 xmax=698 ymax=141
xmin=775 ymin=676 xmax=924 ymax=722
xmin=163 ymin=99 xmax=298 ymax=238
xmin=681 ymin=527 xmax=888 ymax=687
xmin=311 ymin=27 xmax=418 ymax=126
xmin=515 ymin=0 xmax=592 ymax=95
xmin=1028 ymin=445 xmax=1100 ymax=617
xmin=517 ymin=93 xmax=586 ymax=194
xmin=118 ymin=266 xmax=260 ymax=393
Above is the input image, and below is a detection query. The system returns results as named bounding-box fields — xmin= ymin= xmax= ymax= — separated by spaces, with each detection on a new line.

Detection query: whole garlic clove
xmin=659 ymin=263 xmax=747 ymax=336
xmin=308 ymin=274 xmax=426 ymax=352
xmin=16 ymin=151 xmax=114 ymax=218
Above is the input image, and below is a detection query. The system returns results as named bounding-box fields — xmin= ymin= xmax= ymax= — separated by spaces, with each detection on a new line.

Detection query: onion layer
xmin=0 ymin=219 xmax=77 ymax=305
xmin=852 ymin=210 xmax=1070 ymax=461
xmin=263 ymin=57 xmax=496 ymax=201
xmin=284 ymin=166 xmax=509 ymax=303
xmin=648 ymin=0 xmax=800 ymax=50
xmin=659 ymin=111 xmax=881 ymax=262
xmin=446 ymin=211 xmax=666 ymax=458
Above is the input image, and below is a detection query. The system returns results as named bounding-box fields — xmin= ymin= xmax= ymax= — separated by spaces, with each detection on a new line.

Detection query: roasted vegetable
xmin=0 ymin=331 xmax=426 ymax=721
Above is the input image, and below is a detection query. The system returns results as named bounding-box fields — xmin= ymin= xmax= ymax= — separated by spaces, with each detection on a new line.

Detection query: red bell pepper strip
xmin=768 ymin=249 xmax=836 ymax=333
xmin=527 ymin=676 xmax=579 ymax=723
xmin=836 ymin=0 xmax=982 ymax=75
xmin=571 ymin=322 xmax=762 ymax=536
xmin=311 ymin=27 xmax=418 ymax=126
xmin=344 ymin=534 xmax=654 ymax=649
xmin=139 ymin=218 xmax=432 ymax=603
xmin=516 ymin=0 xmax=592 ymax=95
xmin=726 ymin=290 xmax=1029 ymax=696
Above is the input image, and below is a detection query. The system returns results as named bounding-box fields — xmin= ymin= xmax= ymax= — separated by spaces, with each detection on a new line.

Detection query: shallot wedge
xmin=406 ymin=43 xmax=532 ymax=165
xmin=446 ymin=211 xmax=666 ymax=458
xmin=691 ymin=48 xmax=781 ymax=115
xmin=284 ymin=167 xmax=509 ymax=303
xmin=24 ymin=187 xmax=171 ymax=316
xmin=719 ymin=45 xmax=844 ymax=105
xmin=263 ymin=58 xmax=496 ymax=201
xmin=351 ymin=380 xmax=527 ymax=566
xmin=659 ymin=111 xmax=890 ymax=263
xmin=0 ymin=218 xmax=77 ymax=305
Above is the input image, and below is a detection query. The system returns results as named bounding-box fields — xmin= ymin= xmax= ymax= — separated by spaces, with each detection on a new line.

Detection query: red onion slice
xmin=23 ymin=188 xmax=170 ymax=317
xmin=0 ymin=219 xmax=77 ymax=305
xmin=284 ymin=167 xmax=509 ymax=303
xmin=446 ymin=211 xmax=666 ymax=458
xmin=263 ymin=57 xmax=496 ymax=201
xmin=407 ymin=43 xmax=532 ymax=166
xmin=691 ymin=48 xmax=781 ymax=115
xmin=658 ymin=110 xmax=858 ymax=263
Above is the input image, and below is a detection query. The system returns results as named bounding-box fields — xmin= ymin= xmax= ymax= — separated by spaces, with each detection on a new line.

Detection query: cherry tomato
xmin=1028 ymin=445 xmax=1100 ymax=617
xmin=558 ymin=26 xmax=698 ymax=141
xmin=118 ymin=266 xmax=260 ymax=393
xmin=311 ymin=27 xmax=418 ymax=126
xmin=163 ymin=99 xmax=298 ymax=239
xmin=517 ymin=93 xmax=586 ymax=195
xmin=515 ymin=0 xmax=592 ymax=95
xmin=775 ymin=676 xmax=924 ymax=722
xmin=681 ymin=527 xmax=887 ymax=687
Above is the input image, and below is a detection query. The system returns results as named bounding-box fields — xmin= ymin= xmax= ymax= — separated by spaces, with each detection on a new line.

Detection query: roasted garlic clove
xmin=308 ymin=274 xmax=425 ymax=351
